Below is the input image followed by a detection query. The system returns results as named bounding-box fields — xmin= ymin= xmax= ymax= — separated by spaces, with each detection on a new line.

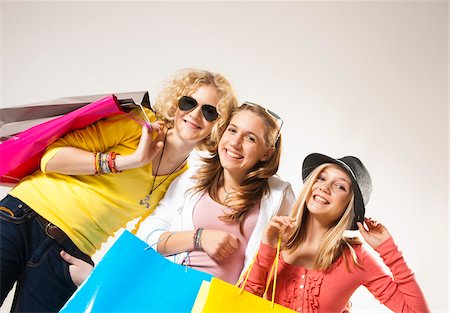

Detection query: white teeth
xmin=314 ymin=195 xmax=328 ymax=204
xmin=226 ymin=149 xmax=242 ymax=159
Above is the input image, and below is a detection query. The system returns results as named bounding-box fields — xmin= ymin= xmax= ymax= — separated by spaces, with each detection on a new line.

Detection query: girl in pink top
xmin=138 ymin=102 xmax=295 ymax=284
xmin=244 ymin=153 xmax=430 ymax=313
xmin=187 ymin=192 xmax=260 ymax=283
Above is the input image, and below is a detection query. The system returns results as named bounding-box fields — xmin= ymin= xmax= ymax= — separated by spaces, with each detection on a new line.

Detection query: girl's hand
xmin=147 ymin=120 xmax=165 ymax=134
xmin=262 ymin=216 xmax=296 ymax=247
xmin=200 ymin=229 xmax=239 ymax=262
xmin=133 ymin=124 xmax=165 ymax=166
xmin=60 ymin=251 xmax=94 ymax=286
xmin=357 ymin=217 xmax=392 ymax=249
xmin=115 ymin=125 xmax=164 ymax=171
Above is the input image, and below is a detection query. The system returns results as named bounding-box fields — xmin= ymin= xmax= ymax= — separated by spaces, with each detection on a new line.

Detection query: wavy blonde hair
xmin=285 ymin=164 xmax=362 ymax=271
xmin=153 ymin=69 xmax=238 ymax=152
xmin=191 ymin=103 xmax=282 ymax=225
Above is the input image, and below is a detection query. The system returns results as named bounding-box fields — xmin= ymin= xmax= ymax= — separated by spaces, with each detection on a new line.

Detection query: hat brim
xmin=302 ymin=153 xmax=365 ymax=230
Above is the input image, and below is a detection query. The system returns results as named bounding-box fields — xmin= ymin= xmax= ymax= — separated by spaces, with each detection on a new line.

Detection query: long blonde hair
xmin=285 ymin=164 xmax=362 ymax=271
xmin=191 ymin=104 xmax=282 ymax=225
xmin=153 ymin=69 xmax=238 ymax=152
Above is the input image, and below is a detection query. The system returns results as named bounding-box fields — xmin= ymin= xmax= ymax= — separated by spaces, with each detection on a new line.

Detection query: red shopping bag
xmin=0 ymin=95 xmax=123 ymax=184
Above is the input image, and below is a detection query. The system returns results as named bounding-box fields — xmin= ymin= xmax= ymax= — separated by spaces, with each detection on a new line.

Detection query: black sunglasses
xmin=243 ymin=101 xmax=284 ymax=146
xmin=178 ymin=96 xmax=219 ymax=122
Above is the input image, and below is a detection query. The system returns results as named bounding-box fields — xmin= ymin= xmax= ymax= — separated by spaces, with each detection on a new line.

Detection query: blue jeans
xmin=0 ymin=195 xmax=93 ymax=312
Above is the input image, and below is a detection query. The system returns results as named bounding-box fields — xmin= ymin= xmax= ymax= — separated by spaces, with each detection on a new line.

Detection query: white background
xmin=0 ymin=1 xmax=448 ymax=312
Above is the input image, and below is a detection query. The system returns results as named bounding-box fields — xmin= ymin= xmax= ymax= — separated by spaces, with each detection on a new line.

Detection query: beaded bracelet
xmin=193 ymin=228 xmax=203 ymax=250
xmin=94 ymin=152 xmax=122 ymax=175
xmin=93 ymin=152 xmax=97 ymax=175
xmin=101 ymin=152 xmax=110 ymax=174
xmin=98 ymin=152 xmax=103 ymax=175
xmin=108 ymin=151 xmax=122 ymax=173
xmin=94 ymin=152 xmax=103 ymax=175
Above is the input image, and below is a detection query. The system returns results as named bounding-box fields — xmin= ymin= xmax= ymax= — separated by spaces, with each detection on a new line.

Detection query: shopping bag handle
xmin=135 ymin=103 xmax=153 ymax=128
xmin=144 ymin=232 xmax=175 ymax=250
xmin=125 ymin=103 xmax=153 ymax=129
xmin=237 ymin=236 xmax=282 ymax=308
xmin=144 ymin=231 xmax=195 ymax=273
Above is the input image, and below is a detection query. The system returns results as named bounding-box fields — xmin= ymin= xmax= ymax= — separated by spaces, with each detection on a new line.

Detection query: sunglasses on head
xmin=243 ymin=101 xmax=284 ymax=146
xmin=178 ymin=96 xmax=219 ymax=122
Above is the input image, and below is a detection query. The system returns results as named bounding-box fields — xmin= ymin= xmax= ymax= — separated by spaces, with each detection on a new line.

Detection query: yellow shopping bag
xmin=191 ymin=278 xmax=294 ymax=313
xmin=191 ymin=237 xmax=295 ymax=313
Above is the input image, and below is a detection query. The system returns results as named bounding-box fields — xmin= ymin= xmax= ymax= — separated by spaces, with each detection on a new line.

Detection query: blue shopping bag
xmin=60 ymin=230 xmax=212 ymax=313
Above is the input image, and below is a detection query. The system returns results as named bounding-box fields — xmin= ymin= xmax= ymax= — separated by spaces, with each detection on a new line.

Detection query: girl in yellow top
xmin=0 ymin=69 xmax=238 ymax=312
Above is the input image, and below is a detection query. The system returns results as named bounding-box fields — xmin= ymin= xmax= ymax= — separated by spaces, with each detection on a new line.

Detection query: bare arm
xmin=157 ymin=229 xmax=239 ymax=262
xmin=45 ymin=125 xmax=163 ymax=175
xmin=157 ymin=231 xmax=196 ymax=255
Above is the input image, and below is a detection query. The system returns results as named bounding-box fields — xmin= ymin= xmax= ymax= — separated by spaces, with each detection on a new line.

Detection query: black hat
xmin=302 ymin=153 xmax=372 ymax=230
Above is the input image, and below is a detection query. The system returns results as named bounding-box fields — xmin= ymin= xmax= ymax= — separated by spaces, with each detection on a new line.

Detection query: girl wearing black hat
xmin=243 ymin=153 xmax=430 ymax=313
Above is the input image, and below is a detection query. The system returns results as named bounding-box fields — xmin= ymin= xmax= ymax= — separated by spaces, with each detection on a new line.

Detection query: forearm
xmin=44 ymin=147 xmax=97 ymax=175
xmin=157 ymin=231 xmax=196 ymax=256
xmin=44 ymin=147 xmax=142 ymax=175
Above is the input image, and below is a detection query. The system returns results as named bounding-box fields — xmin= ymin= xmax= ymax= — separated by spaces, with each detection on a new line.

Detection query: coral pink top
xmin=186 ymin=193 xmax=259 ymax=284
xmin=244 ymin=238 xmax=430 ymax=313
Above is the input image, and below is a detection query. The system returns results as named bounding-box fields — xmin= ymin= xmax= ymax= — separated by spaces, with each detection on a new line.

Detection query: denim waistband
xmin=2 ymin=194 xmax=94 ymax=266
xmin=1 ymin=194 xmax=33 ymax=215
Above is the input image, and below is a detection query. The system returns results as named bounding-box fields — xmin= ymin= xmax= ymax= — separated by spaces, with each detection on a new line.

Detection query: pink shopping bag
xmin=0 ymin=95 xmax=123 ymax=184
xmin=0 ymin=91 xmax=150 ymax=140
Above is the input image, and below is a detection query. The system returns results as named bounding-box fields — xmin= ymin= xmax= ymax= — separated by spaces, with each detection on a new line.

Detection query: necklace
xmin=139 ymin=129 xmax=189 ymax=209
xmin=223 ymin=185 xmax=235 ymax=203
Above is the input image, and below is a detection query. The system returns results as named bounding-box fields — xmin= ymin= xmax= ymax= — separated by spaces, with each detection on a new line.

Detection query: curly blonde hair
xmin=153 ymin=69 xmax=238 ymax=152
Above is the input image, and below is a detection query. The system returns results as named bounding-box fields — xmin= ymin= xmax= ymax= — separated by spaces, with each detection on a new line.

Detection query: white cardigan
xmin=136 ymin=166 xmax=296 ymax=278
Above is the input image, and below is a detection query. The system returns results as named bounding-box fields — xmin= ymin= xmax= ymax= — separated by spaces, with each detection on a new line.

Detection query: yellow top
xmin=10 ymin=108 xmax=187 ymax=256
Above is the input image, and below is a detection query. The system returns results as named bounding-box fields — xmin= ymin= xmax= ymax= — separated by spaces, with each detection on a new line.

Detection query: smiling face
xmin=218 ymin=110 xmax=273 ymax=180
xmin=306 ymin=164 xmax=353 ymax=226
xmin=174 ymin=85 xmax=219 ymax=144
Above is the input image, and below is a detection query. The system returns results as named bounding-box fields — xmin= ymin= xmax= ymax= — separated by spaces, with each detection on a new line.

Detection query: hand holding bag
xmin=191 ymin=238 xmax=295 ymax=313
xmin=60 ymin=230 xmax=213 ymax=313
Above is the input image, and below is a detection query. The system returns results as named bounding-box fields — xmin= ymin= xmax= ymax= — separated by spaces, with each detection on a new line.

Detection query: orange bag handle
xmin=237 ymin=236 xmax=282 ymax=308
